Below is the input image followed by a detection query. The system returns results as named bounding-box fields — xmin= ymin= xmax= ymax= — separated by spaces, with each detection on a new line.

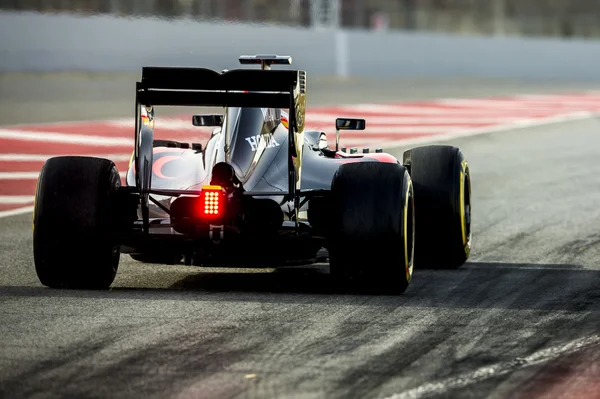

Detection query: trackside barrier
xmin=1 ymin=11 xmax=600 ymax=81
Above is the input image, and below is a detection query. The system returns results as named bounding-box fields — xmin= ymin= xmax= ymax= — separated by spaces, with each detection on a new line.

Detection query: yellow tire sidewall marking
xmin=459 ymin=159 xmax=470 ymax=257
xmin=404 ymin=178 xmax=413 ymax=283
xmin=32 ymin=181 xmax=37 ymax=232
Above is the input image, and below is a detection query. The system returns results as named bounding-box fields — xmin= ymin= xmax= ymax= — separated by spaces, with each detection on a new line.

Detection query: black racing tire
xmin=404 ymin=145 xmax=472 ymax=269
xmin=328 ymin=162 xmax=415 ymax=294
xmin=33 ymin=156 xmax=122 ymax=289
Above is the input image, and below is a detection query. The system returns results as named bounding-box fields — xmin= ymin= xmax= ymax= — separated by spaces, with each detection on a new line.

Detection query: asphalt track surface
xmin=2 ymin=74 xmax=600 ymax=399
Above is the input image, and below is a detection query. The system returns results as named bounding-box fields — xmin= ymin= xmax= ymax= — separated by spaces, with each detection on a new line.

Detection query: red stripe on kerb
xmin=0 ymin=179 xmax=37 ymax=196
xmin=9 ymin=123 xmax=130 ymax=136
xmin=0 ymin=161 xmax=46 ymax=172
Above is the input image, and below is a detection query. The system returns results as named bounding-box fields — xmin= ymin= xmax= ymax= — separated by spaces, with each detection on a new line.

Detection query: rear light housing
xmin=200 ymin=185 xmax=224 ymax=218
xmin=169 ymin=185 xmax=227 ymax=235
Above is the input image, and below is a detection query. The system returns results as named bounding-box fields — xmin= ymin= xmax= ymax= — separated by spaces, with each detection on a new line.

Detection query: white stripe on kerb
xmin=305 ymin=114 xmax=522 ymax=124
xmin=0 ymin=172 xmax=40 ymax=179
xmin=0 ymin=196 xmax=35 ymax=204
xmin=332 ymin=104 xmax=583 ymax=116
xmin=0 ymin=205 xmax=35 ymax=219
xmin=0 ymin=171 xmax=127 ymax=179
xmin=0 ymin=129 xmax=133 ymax=146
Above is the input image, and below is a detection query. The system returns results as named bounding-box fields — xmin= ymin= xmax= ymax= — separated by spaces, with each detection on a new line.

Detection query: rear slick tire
xmin=403 ymin=145 xmax=472 ymax=269
xmin=328 ymin=162 xmax=415 ymax=294
xmin=33 ymin=156 xmax=121 ymax=289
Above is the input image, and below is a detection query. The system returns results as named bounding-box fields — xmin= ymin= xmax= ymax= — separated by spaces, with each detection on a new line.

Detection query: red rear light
xmin=201 ymin=185 xmax=224 ymax=217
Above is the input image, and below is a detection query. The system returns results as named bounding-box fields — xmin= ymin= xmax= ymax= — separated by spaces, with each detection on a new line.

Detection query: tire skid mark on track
xmin=381 ymin=334 xmax=600 ymax=399
xmin=1 ymin=93 xmax=600 ymax=217
xmin=334 ymin=310 xmax=450 ymax=398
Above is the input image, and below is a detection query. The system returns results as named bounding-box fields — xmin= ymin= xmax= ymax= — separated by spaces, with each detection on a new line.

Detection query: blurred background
xmin=2 ymin=0 xmax=600 ymax=38
xmin=1 ymin=0 xmax=600 ymax=125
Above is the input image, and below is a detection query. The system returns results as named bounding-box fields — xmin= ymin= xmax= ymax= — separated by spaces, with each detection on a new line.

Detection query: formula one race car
xmin=32 ymin=55 xmax=472 ymax=294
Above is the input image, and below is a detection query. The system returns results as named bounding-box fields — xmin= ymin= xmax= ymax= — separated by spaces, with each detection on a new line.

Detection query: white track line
xmin=305 ymin=114 xmax=526 ymax=124
xmin=0 ymin=205 xmax=35 ymax=219
xmin=0 ymin=172 xmax=39 ymax=179
xmin=0 ymin=129 xmax=133 ymax=146
xmin=0 ymin=153 xmax=132 ymax=162
xmin=380 ymin=334 xmax=600 ymax=399
xmin=329 ymin=104 xmax=587 ymax=116
xmin=0 ymin=195 xmax=35 ymax=204
xmin=375 ymin=111 xmax=598 ymax=149
xmin=341 ymin=125 xmax=482 ymax=134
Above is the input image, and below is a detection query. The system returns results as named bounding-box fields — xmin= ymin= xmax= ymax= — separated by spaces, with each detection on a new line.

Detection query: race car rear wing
xmin=133 ymin=66 xmax=307 ymax=232
xmin=137 ymin=66 xmax=304 ymax=108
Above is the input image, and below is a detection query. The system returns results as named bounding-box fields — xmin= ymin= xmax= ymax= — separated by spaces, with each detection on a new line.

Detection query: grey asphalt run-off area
xmin=2 ymin=73 xmax=600 ymax=398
